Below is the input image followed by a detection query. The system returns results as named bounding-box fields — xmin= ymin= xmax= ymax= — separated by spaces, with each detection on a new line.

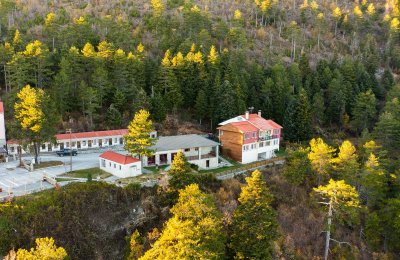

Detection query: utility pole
xmin=66 ymin=128 xmax=72 ymax=172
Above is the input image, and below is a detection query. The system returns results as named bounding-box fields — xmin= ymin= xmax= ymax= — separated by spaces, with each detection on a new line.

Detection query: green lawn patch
xmin=143 ymin=165 xmax=169 ymax=174
xmin=35 ymin=161 xmax=63 ymax=169
xmin=60 ymin=168 xmax=112 ymax=179
xmin=119 ymin=172 xmax=163 ymax=185
xmin=55 ymin=177 xmax=74 ymax=182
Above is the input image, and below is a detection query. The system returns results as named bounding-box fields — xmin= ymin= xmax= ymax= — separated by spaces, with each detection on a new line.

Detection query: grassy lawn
xmin=60 ymin=168 xmax=112 ymax=179
xmin=55 ymin=177 xmax=75 ymax=182
xmin=35 ymin=161 xmax=64 ymax=169
xmin=143 ymin=165 xmax=169 ymax=174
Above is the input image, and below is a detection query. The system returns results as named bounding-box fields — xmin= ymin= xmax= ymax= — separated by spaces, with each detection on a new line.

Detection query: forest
xmin=0 ymin=0 xmax=400 ymax=259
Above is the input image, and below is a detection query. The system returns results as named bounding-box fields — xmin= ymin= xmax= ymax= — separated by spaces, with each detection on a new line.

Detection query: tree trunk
xmin=324 ymin=201 xmax=333 ymax=260
xmin=33 ymin=142 xmax=39 ymax=165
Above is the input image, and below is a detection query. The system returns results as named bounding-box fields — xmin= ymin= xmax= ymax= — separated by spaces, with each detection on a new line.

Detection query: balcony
xmin=259 ymin=135 xmax=280 ymax=141
xmin=187 ymin=152 xmax=216 ymax=161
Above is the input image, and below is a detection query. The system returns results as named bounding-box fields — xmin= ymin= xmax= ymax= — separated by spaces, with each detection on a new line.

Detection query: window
xmin=266 ymin=141 xmax=271 ymax=146
xmin=66 ymin=142 xmax=70 ymax=148
xmin=101 ymin=159 xmax=106 ymax=167
xmin=114 ymin=163 xmax=116 ymax=168
xmin=82 ymin=141 xmax=87 ymax=146
xmin=243 ymin=145 xmax=249 ymax=152
xmin=119 ymin=165 xmax=121 ymax=170
xmin=267 ymin=130 xmax=271 ymax=135
xmin=10 ymin=147 xmax=15 ymax=153
xmin=42 ymin=144 xmax=46 ymax=150
xmin=252 ymin=132 xmax=256 ymax=138
xmin=274 ymin=139 xmax=279 ymax=145
xmin=259 ymin=142 xmax=264 ymax=148
xmin=114 ymin=138 xmax=118 ymax=143
xmin=72 ymin=142 xmax=76 ymax=147
xmin=93 ymin=139 xmax=97 ymax=145
xmin=184 ymin=148 xmax=190 ymax=152
xmin=194 ymin=147 xmax=199 ymax=151
xmin=273 ymin=129 xmax=280 ymax=135
xmin=109 ymin=162 xmax=111 ymax=167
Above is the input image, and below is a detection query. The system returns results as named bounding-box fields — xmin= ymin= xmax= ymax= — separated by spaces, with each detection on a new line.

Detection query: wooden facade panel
xmin=221 ymin=142 xmax=242 ymax=162
xmin=219 ymin=130 xmax=243 ymax=145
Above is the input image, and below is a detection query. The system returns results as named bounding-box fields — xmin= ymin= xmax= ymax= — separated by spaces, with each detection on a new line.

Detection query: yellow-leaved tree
xmin=139 ymin=184 xmax=225 ymax=259
xmin=314 ymin=179 xmax=360 ymax=260
xmin=14 ymin=85 xmax=58 ymax=164
xmin=16 ymin=237 xmax=68 ymax=260
xmin=330 ymin=140 xmax=360 ymax=185
xmin=124 ymin=109 xmax=156 ymax=163
xmin=169 ymin=150 xmax=190 ymax=175
xmin=151 ymin=0 xmax=165 ymax=17
xmin=308 ymin=138 xmax=335 ymax=184
xmin=207 ymin=45 xmax=218 ymax=65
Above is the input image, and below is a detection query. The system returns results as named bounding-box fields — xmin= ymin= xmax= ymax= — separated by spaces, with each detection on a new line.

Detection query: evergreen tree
xmin=283 ymin=147 xmax=314 ymax=188
xmin=230 ymin=170 xmax=278 ymax=259
xmin=312 ymin=90 xmax=325 ymax=125
xmin=195 ymin=88 xmax=208 ymax=124
xmin=215 ymin=80 xmax=237 ymax=122
xmin=140 ymin=184 xmax=225 ymax=259
xmin=106 ymin=104 xmax=123 ymax=129
xmin=351 ymin=90 xmax=377 ymax=133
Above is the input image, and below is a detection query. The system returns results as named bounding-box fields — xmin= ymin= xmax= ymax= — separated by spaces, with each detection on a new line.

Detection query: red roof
xmin=7 ymin=139 xmax=18 ymax=145
xmin=99 ymin=151 xmax=140 ymax=165
xmin=231 ymin=121 xmax=259 ymax=132
xmin=56 ymin=129 xmax=128 ymax=140
xmin=243 ymin=114 xmax=282 ymax=130
xmin=0 ymin=102 xmax=4 ymax=113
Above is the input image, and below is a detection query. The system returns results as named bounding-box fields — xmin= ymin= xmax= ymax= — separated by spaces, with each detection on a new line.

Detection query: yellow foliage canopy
xmin=14 ymin=85 xmax=45 ymax=133
xmin=16 ymin=237 xmax=68 ymax=260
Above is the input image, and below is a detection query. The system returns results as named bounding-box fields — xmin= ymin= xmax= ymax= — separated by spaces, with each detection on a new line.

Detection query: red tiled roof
xmin=231 ymin=121 xmax=259 ymax=132
xmin=0 ymin=102 xmax=4 ymax=113
xmin=242 ymin=114 xmax=282 ymax=130
xmin=99 ymin=151 xmax=140 ymax=165
xmin=56 ymin=129 xmax=128 ymax=140
xmin=7 ymin=139 xmax=18 ymax=145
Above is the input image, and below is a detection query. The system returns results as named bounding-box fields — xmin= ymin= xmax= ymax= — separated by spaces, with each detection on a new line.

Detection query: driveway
xmin=0 ymin=148 xmax=123 ymax=200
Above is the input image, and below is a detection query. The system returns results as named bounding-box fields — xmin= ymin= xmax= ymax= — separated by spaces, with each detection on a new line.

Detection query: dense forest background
xmin=0 ymin=0 xmax=399 ymax=137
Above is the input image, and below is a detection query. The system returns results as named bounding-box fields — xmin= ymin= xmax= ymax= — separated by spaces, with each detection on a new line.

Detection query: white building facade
xmin=7 ymin=129 xmax=158 ymax=155
xmin=142 ymin=134 xmax=220 ymax=169
xmin=0 ymin=102 xmax=6 ymax=148
xmin=99 ymin=151 xmax=142 ymax=178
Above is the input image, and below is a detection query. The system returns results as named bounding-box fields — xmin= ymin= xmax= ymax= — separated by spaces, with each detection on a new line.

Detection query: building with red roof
xmin=217 ymin=111 xmax=282 ymax=164
xmin=99 ymin=151 xmax=142 ymax=178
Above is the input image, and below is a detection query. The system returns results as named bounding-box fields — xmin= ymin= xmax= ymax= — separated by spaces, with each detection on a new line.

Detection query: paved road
xmin=0 ymin=150 xmax=110 ymax=200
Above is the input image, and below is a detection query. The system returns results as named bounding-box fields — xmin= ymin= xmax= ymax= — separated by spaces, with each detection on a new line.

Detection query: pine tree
xmin=195 ymin=88 xmax=208 ymax=124
xmin=124 ymin=109 xmax=156 ymax=161
xmin=106 ymin=104 xmax=123 ymax=129
xmin=215 ymin=80 xmax=237 ymax=122
xmin=351 ymin=90 xmax=377 ymax=133
xmin=312 ymin=90 xmax=325 ymax=125
xmin=283 ymin=147 xmax=314 ymax=187
xmin=140 ymin=184 xmax=225 ymax=259
xmin=230 ymin=170 xmax=278 ymax=259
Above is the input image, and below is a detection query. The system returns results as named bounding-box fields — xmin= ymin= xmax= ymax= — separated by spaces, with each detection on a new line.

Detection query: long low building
xmin=7 ymin=129 xmax=158 ymax=155
xmin=142 ymin=134 xmax=220 ymax=169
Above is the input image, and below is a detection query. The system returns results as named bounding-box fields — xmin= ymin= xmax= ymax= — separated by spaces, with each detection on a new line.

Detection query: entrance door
xmin=99 ymin=139 xmax=103 ymax=147
xmin=109 ymin=138 xmax=112 ymax=145
xmin=206 ymin=160 xmax=210 ymax=168
xmin=88 ymin=140 xmax=92 ymax=148
xmin=77 ymin=141 xmax=81 ymax=149
xmin=60 ymin=143 xmax=64 ymax=150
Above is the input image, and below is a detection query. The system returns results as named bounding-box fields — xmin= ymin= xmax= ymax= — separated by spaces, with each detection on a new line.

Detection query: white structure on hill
xmin=0 ymin=102 xmax=6 ymax=148
xmin=142 ymin=134 xmax=219 ymax=169
xmin=99 ymin=151 xmax=142 ymax=178
xmin=7 ymin=129 xmax=157 ymax=155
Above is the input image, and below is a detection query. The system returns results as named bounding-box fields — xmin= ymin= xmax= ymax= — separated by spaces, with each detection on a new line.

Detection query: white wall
xmin=241 ymin=138 xmax=280 ymax=164
xmin=0 ymin=112 xmax=6 ymax=147
xmin=99 ymin=158 xmax=142 ymax=178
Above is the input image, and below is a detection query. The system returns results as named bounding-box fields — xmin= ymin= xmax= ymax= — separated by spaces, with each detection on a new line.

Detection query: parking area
xmin=0 ymin=149 xmax=122 ymax=200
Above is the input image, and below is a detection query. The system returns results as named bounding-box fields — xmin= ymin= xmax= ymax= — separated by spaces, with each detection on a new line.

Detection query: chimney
xmin=258 ymin=110 xmax=262 ymax=117
xmin=245 ymin=111 xmax=249 ymax=120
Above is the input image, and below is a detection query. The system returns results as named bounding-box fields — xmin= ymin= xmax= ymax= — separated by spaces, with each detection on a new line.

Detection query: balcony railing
xmin=259 ymin=135 xmax=280 ymax=141
xmin=187 ymin=152 xmax=216 ymax=161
